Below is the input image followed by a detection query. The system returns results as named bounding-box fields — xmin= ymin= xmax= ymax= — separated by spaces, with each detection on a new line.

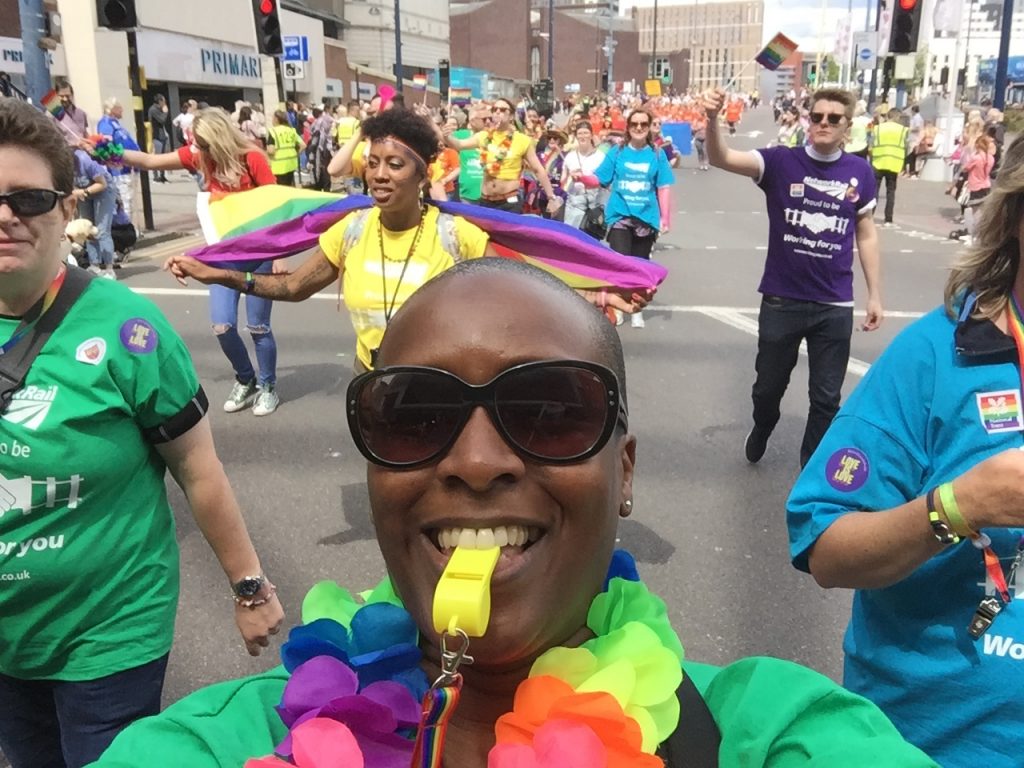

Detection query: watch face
xmin=235 ymin=577 xmax=263 ymax=598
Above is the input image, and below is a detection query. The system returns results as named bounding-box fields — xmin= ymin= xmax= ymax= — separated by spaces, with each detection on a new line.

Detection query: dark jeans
xmin=478 ymin=196 xmax=522 ymax=213
xmin=0 ymin=654 xmax=168 ymax=768
xmin=875 ymin=169 xmax=898 ymax=223
xmin=275 ymin=172 xmax=295 ymax=187
xmin=607 ymin=225 xmax=657 ymax=260
xmin=753 ymin=296 xmax=853 ymax=466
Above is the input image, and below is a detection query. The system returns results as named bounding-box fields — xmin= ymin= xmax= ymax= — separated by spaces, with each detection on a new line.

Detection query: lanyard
xmin=0 ymin=267 xmax=67 ymax=358
xmin=378 ymin=211 xmax=426 ymax=327
xmin=987 ymin=294 xmax=1024 ymax=605
xmin=411 ymin=629 xmax=472 ymax=768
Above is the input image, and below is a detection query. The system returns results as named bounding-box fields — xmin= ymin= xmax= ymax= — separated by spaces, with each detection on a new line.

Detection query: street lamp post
xmin=394 ymin=0 xmax=404 ymax=94
xmin=651 ymin=0 xmax=659 ymax=79
xmin=548 ymin=0 xmax=554 ymax=80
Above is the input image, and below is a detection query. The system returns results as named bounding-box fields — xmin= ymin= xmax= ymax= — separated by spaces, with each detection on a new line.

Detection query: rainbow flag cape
xmin=755 ymin=33 xmax=798 ymax=71
xmin=188 ymin=186 xmax=667 ymax=292
xmin=40 ymin=89 xmax=64 ymax=120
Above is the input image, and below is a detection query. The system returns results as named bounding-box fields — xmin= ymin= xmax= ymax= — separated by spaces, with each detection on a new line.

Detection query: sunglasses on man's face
xmin=0 ymin=189 xmax=67 ymax=217
xmin=810 ymin=112 xmax=845 ymax=126
xmin=492 ymin=106 xmax=511 ymax=114
xmin=629 ymin=121 xmax=650 ymax=130
xmin=347 ymin=360 xmax=628 ymax=469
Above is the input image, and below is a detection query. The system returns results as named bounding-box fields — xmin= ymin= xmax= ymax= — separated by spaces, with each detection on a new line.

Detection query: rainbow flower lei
xmin=87 ymin=134 xmax=126 ymax=168
xmin=479 ymin=130 xmax=515 ymax=177
xmin=244 ymin=551 xmax=685 ymax=768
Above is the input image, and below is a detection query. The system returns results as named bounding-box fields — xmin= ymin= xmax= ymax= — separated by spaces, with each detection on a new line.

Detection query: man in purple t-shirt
xmin=703 ymin=87 xmax=884 ymax=467
xmin=56 ymin=78 xmax=89 ymax=147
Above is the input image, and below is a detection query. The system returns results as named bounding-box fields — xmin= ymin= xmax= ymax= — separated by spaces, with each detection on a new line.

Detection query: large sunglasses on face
xmin=347 ymin=360 xmax=628 ymax=469
xmin=0 ymin=189 xmax=67 ymax=217
xmin=810 ymin=112 xmax=844 ymax=126
xmin=629 ymin=121 xmax=651 ymax=129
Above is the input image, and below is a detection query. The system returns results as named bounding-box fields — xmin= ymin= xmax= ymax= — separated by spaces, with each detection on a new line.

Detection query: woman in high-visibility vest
xmin=266 ymin=110 xmax=305 ymax=187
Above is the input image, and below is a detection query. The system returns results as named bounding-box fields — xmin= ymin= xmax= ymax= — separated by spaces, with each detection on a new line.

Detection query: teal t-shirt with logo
xmin=455 ymin=127 xmax=483 ymax=202
xmin=0 ymin=276 xmax=201 ymax=680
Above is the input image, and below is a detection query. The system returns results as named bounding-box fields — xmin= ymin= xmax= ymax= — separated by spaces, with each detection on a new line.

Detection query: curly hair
xmin=0 ymin=99 xmax=74 ymax=193
xmin=945 ymin=135 xmax=1024 ymax=319
xmin=360 ymin=109 xmax=440 ymax=168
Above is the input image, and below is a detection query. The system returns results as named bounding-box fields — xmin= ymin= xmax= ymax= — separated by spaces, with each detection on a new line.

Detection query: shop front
xmin=135 ymin=28 xmax=265 ymax=113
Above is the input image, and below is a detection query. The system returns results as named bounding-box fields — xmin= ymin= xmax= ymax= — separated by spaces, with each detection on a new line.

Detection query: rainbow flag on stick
xmin=754 ymin=32 xmax=799 ymax=71
xmin=412 ymin=73 xmax=428 ymax=90
xmin=187 ymin=186 xmax=667 ymax=293
xmin=40 ymin=89 xmax=64 ymax=120
xmin=449 ymin=87 xmax=472 ymax=107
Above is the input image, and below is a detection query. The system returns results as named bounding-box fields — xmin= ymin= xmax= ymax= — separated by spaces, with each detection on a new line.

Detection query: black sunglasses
xmin=810 ymin=112 xmax=844 ymax=126
xmin=0 ymin=189 xmax=67 ymax=217
xmin=347 ymin=360 xmax=628 ymax=469
xmin=629 ymin=121 xmax=651 ymax=129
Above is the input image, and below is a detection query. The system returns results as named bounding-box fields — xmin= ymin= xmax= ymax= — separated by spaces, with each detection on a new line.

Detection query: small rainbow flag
xmin=755 ymin=32 xmax=798 ymax=71
xmin=40 ymin=89 xmax=64 ymax=120
xmin=413 ymin=73 xmax=428 ymax=90
xmin=449 ymin=87 xmax=472 ymax=107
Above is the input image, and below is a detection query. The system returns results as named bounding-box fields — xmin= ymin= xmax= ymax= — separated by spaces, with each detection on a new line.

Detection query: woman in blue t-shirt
xmin=71 ymin=149 xmax=117 ymax=278
xmin=595 ymin=108 xmax=674 ymax=328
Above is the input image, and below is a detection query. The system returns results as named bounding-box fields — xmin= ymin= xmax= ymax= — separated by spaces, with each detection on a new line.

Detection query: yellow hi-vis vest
xmin=268 ymin=125 xmax=300 ymax=176
xmin=871 ymin=121 xmax=908 ymax=174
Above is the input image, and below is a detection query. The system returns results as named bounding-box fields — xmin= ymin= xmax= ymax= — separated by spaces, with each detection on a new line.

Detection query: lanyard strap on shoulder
xmin=0 ymin=267 xmax=93 ymax=415
xmin=658 ymin=668 xmax=721 ymax=767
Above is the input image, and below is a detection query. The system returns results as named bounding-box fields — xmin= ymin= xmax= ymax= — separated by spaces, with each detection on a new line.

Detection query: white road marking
xmin=696 ymin=307 xmax=871 ymax=377
xmin=705 ymin=245 xmax=719 ymax=250
xmin=899 ymin=249 xmax=914 ymax=253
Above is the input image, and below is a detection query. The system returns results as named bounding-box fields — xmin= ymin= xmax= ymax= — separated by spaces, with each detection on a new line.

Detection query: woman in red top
xmin=120 ymin=108 xmax=284 ymax=416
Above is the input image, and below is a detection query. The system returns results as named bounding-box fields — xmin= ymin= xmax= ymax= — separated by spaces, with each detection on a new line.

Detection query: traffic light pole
xmin=126 ymin=30 xmax=155 ymax=232
xmin=394 ymin=0 xmax=404 ymax=95
xmin=18 ymin=0 xmax=51 ymax=103
xmin=942 ymin=0 xmax=970 ymax=160
xmin=867 ymin=0 xmax=882 ymax=108
xmin=993 ymin=0 xmax=1015 ymax=108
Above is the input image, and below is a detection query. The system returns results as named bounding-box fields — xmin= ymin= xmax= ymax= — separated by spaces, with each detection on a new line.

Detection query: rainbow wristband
xmin=938 ymin=482 xmax=977 ymax=539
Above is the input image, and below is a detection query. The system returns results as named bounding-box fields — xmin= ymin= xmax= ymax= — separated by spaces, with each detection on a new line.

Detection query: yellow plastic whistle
xmin=432 ymin=546 xmax=500 ymax=637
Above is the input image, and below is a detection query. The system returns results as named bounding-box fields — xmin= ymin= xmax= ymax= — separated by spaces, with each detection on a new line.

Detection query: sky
xmin=620 ymin=0 xmax=876 ymax=53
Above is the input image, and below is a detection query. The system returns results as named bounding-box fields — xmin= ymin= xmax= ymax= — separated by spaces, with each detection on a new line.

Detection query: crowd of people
xmin=2 ymin=71 xmax=1023 ymax=768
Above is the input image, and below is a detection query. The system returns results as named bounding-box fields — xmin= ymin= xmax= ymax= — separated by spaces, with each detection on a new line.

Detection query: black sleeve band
xmin=143 ymin=386 xmax=209 ymax=444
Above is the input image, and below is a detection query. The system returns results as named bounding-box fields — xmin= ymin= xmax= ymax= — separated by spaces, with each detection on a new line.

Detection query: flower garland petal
xmin=280 ymin=619 xmax=353 ymax=673
xmin=291 ymin=717 xmax=365 ymax=768
xmin=584 ymin=623 xmax=682 ymax=706
xmin=278 ymin=656 xmax=359 ymax=727
xmin=489 ymin=719 xmax=609 ymax=768
xmin=349 ymin=603 xmax=419 ymax=656
xmin=301 ymin=581 xmax=361 ymax=626
xmin=588 ymin=578 xmax=685 ymax=662
xmin=528 ymin=646 xmax=597 ymax=689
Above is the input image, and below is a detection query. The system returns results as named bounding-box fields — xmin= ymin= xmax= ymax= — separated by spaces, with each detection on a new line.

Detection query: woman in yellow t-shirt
xmin=165 ymin=110 xmax=649 ymax=371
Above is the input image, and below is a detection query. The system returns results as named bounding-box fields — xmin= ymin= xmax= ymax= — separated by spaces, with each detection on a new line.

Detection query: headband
xmin=372 ymin=136 xmax=428 ymax=171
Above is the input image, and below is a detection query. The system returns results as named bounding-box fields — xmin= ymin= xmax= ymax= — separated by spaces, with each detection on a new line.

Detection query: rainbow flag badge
xmin=755 ymin=33 xmax=799 ymax=71
xmin=976 ymin=390 xmax=1024 ymax=434
xmin=40 ymin=89 xmax=65 ymax=120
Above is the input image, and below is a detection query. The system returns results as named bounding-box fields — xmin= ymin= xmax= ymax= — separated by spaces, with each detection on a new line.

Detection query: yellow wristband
xmin=938 ymin=482 xmax=977 ymax=539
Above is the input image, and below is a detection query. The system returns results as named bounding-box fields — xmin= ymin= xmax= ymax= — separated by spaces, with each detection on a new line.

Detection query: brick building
xmin=451 ymin=0 xmax=689 ymax=100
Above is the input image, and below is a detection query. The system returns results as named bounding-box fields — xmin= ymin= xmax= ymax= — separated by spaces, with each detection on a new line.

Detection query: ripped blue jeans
xmin=209 ymin=261 xmax=277 ymax=387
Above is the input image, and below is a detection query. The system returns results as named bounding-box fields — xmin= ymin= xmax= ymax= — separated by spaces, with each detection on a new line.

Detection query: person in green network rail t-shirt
xmin=454 ymin=102 xmax=485 ymax=202
xmin=90 ymin=259 xmax=937 ymax=768
xmin=0 ymin=99 xmax=283 ymax=768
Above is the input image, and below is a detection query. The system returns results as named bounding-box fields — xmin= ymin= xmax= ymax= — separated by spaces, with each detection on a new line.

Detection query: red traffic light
xmin=260 ymin=0 xmax=274 ymax=14
xmin=899 ymin=0 xmax=917 ymax=10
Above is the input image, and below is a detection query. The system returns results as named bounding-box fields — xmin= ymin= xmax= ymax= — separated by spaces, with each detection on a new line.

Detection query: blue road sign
xmin=282 ymin=35 xmax=309 ymax=62
xmin=859 ymin=48 xmax=873 ymax=61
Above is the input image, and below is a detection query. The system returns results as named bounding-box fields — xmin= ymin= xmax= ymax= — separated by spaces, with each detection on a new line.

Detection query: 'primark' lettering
xmin=200 ymin=49 xmax=261 ymax=79
xmin=983 ymin=633 xmax=1024 ymax=659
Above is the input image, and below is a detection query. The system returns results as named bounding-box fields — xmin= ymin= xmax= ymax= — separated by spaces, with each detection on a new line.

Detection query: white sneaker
xmin=87 ymin=264 xmax=102 ymax=275
xmin=224 ymin=380 xmax=257 ymax=413
xmin=630 ymin=311 xmax=646 ymax=328
xmin=252 ymin=386 xmax=280 ymax=416
xmin=614 ymin=309 xmax=625 ymax=326
xmin=102 ymin=268 xmax=117 ymax=280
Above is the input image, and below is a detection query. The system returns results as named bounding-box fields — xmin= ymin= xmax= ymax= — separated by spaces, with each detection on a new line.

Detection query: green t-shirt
xmin=0 ymin=277 xmax=201 ymax=680
xmin=89 ymin=657 xmax=938 ymax=766
xmin=455 ymin=127 xmax=483 ymax=202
